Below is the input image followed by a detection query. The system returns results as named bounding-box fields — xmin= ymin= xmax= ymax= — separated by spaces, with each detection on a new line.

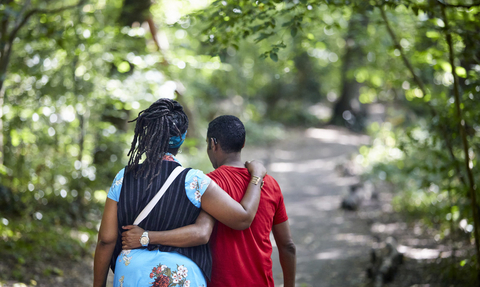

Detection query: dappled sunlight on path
xmin=305 ymin=128 xmax=370 ymax=146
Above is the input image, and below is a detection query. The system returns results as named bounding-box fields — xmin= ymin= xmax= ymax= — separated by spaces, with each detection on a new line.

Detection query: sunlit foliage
xmin=1 ymin=0 xmax=480 ymax=283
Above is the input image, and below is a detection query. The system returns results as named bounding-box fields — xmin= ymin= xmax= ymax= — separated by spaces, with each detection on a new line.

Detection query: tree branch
xmin=13 ymin=0 xmax=32 ymax=29
xmin=0 ymin=0 xmax=13 ymax=50
xmin=379 ymin=7 xmax=427 ymax=96
xmin=9 ymin=0 xmax=87 ymax=42
xmin=437 ymin=0 xmax=480 ymax=8
xmin=380 ymin=5 xmax=467 ymax=188
xmin=146 ymin=16 xmax=161 ymax=52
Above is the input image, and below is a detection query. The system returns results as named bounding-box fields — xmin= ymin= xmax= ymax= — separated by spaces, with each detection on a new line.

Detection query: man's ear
xmin=242 ymin=139 xmax=245 ymax=148
xmin=210 ymin=138 xmax=218 ymax=151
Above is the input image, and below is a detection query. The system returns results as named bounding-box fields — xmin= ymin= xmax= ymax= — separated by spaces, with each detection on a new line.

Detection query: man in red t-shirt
xmin=205 ymin=115 xmax=296 ymax=287
xmin=121 ymin=115 xmax=296 ymax=286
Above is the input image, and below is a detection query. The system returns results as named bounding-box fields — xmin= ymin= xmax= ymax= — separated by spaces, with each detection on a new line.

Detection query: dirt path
xmin=243 ymin=127 xmax=372 ymax=287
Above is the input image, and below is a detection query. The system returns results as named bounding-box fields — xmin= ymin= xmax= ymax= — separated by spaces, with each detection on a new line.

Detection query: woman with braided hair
xmin=93 ymin=98 xmax=266 ymax=287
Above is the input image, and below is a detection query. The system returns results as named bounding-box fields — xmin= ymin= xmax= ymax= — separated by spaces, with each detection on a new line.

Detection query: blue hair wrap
xmin=169 ymin=131 xmax=187 ymax=148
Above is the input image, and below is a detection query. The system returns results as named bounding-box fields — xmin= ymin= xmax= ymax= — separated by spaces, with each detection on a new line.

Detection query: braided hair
xmin=126 ymin=98 xmax=188 ymax=188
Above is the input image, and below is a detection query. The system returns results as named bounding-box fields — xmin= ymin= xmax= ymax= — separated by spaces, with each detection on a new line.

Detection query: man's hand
xmin=245 ymin=160 xmax=267 ymax=178
xmin=122 ymin=225 xmax=144 ymax=249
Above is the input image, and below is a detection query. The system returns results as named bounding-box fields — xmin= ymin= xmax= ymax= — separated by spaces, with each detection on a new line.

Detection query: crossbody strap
xmin=133 ymin=166 xmax=185 ymax=226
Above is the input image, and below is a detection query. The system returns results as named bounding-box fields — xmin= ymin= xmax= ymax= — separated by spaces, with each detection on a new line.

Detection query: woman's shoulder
xmin=185 ymin=168 xmax=212 ymax=188
xmin=107 ymin=168 xmax=126 ymax=202
xmin=184 ymin=168 xmax=212 ymax=208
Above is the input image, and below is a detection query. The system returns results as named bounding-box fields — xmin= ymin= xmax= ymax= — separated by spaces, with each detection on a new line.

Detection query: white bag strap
xmin=133 ymin=166 xmax=185 ymax=226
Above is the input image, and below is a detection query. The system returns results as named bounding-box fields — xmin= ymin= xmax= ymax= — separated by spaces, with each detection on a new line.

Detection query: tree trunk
xmin=144 ymin=15 xmax=198 ymax=140
xmin=329 ymin=13 xmax=368 ymax=129
xmin=0 ymin=42 xmax=13 ymax=166
xmin=0 ymin=0 xmax=15 ymax=168
xmin=0 ymin=84 xmax=4 ymax=167
xmin=440 ymin=4 xmax=480 ymax=284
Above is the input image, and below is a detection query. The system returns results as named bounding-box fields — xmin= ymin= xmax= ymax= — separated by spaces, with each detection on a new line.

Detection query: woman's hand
xmin=201 ymin=159 xmax=266 ymax=230
xmin=122 ymin=225 xmax=144 ymax=249
xmin=245 ymin=160 xmax=267 ymax=178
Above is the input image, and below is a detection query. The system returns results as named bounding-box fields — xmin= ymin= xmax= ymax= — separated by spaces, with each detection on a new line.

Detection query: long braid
xmin=126 ymin=99 xmax=188 ymax=190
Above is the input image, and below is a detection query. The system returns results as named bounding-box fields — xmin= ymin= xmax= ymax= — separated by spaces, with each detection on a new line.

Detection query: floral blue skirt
xmin=114 ymin=249 xmax=207 ymax=287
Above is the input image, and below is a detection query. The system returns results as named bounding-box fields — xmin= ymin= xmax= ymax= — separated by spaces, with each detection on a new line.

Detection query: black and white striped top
xmin=110 ymin=160 xmax=212 ymax=279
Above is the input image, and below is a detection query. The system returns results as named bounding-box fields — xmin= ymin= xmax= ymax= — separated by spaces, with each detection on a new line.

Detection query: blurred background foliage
xmin=0 ymin=0 xmax=479 ymax=283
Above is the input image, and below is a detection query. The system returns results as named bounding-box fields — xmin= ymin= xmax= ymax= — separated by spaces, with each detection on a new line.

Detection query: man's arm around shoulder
xmin=122 ymin=211 xmax=215 ymax=249
xmin=272 ymin=220 xmax=296 ymax=287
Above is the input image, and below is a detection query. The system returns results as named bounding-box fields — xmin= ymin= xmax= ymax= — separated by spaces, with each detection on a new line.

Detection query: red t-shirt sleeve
xmin=272 ymin=180 xmax=289 ymax=225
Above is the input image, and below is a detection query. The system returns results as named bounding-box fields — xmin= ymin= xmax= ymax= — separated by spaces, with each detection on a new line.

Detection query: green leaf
xmin=254 ymin=32 xmax=274 ymax=43
xmin=455 ymin=66 xmax=467 ymax=78
xmin=282 ymin=20 xmax=293 ymax=27
xmin=291 ymin=27 xmax=297 ymax=37
xmin=252 ymin=24 xmax=262 ymax=33
xmin=117 ymin=61 xmax=131 ymax=73
xmin=426 ymin=31 xmax=440 ymax=39
xmin=270 ymin=52 xmax=278 ymax=62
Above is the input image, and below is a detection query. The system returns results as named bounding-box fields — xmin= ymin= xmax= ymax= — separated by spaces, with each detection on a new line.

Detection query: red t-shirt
xmin=207 ymin=165 xmax=289 ymax=287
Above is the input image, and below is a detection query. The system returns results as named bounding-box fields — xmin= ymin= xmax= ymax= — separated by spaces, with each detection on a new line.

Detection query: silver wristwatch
xmin=140 ymin=231 xmax=149 ymax=247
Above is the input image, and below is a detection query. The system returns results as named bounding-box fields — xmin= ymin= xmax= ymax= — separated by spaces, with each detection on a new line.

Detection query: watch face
xmin=140 ymin=236 xmax=148 ymax=246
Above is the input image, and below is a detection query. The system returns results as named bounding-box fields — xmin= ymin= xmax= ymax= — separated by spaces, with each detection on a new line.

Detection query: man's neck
xmin=217 ymin=152 xmax=243 ymax=168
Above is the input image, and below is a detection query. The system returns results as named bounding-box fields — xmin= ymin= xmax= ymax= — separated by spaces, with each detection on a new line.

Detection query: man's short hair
xmin=207 ymin=115 xmax=245 ymax=153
